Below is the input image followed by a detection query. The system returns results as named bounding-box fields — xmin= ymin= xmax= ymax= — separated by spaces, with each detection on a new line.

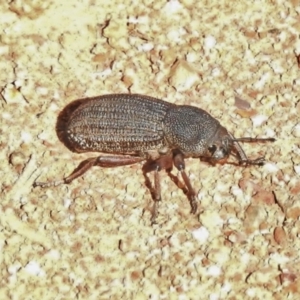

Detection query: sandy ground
xmin=1 ymin=0 xmax=300 ymax=299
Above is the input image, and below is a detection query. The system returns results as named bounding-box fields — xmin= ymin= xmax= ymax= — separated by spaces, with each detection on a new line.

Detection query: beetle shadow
xmin=55 ymin=97 xmax=94 ymax=153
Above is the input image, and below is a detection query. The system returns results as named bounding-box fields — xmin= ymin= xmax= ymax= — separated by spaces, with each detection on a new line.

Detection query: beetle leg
xmin=95 ymin=155 xmax=144 ymax=167
xmin=143 ymin=155 xmax=173 ymax=224
xmin=229 ymin=132 xmax=269 ymax=166
xmin=173 ymin=151 xmax=198 ymax=214
xmin=231 ymin=140 xmax=266 ymax=165
xmin=151 ymin=167 xmax=161 ymax=224
xmin=34 ymin=155 xmax=144 ymax=187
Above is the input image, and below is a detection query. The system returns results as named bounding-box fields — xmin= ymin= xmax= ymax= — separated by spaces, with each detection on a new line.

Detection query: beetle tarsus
xmin=190 ymin=197 xmax=198 ymax=214
xmin=151 ymin=202 xmax=159 ymax=225
xmin=239 ymin=157 xmax=266 ymax=166
xmin=34 ymin=179 xmax=65 ymax=188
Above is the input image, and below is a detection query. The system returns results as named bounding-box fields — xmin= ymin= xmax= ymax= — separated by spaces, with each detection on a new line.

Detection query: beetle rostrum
xmin=34 ymin=94 xmax=275 ymax=223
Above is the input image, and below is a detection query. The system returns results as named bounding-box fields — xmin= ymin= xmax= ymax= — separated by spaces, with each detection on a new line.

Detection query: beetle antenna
xmin=233 ymin=137 xmax=275 ymax=143
xmin=228 ymin=133 xmax=275 ymax=166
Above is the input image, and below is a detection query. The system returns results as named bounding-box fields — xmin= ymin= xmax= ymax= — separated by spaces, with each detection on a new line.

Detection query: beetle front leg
xmin=229 ymin=133 xmax=273 ymax=166
xmin=173 ymin=151 xmax=198 ymax=214
xmin=34 ymin=155 xmax=144 ymax=187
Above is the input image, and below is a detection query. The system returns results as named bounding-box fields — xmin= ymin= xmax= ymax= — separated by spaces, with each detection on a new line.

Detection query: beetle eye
xmin=208 ymin=145 xmax=217 ymax=154
xmin=221 ymin=147 xmax=228 ymax=156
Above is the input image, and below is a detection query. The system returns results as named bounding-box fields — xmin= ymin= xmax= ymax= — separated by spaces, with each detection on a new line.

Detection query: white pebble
xmin=64 ymin=198 xmax=72 ymax=208
xmin=209 ymin=293 xmax=219 ymax=300
xmin=24 ymin=261 xmax=45 ymax=276
xmin=138 ymin=42 xmax=154 ymax=52
xmin=251 ymin=114 xmax=268 ymax=127
xmin=47 ymin=249 xmax=61 ymax=260
xmin=21 ymin=131 xmax=32 ymax=143
xmin=246 ymin=288 xmax=256 ymax=297
xmin=292 ymin=123 xmax=300 ymax=138
xmin=207 ymin=265 xmax=221 ymax=277
xmin=231 ymin=185 xmax=243 ymax=197
xmin=294 ymin=165 xmax=300 ymax=175
xmin=163 ymin=0 xmax=182 ymax=13
xmin=221 ymin=282 xmax=232 ymax=293
xmin=263 ymin=162 xmax=279 ymax=173
xmin=254 ymin=72 xmax=270 ymax=89
xmin=204 ymin=35 xmax=216 ymax=50
xmin=211 ymin=68 xmax=220 ymax=77
xmin=192 ymin=226 xmax=209 ymax=244
xmin=8 ymin=263 xmax=22 ymax=275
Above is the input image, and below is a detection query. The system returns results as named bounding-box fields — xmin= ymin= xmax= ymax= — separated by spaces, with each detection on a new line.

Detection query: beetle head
xmin=205 ymin=126 xmax=233 ymax=161
xmin=205 ymin=126 xmax=276 ymax=165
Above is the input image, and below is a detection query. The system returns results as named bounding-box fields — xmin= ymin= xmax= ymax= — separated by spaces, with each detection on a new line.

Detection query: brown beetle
xmin=34 ymin=94 xmax=275 ymax=222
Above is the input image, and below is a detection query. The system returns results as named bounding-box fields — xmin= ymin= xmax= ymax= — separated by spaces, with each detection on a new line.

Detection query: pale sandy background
xmin=1 ymin=0 xmax=300 ymax=299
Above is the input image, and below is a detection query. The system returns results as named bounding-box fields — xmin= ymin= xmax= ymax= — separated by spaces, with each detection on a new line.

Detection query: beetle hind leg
xmin=34 ymin=155 xmax=144 ymax=188
xmin=34 ymin=157 xmax=99 ymax=187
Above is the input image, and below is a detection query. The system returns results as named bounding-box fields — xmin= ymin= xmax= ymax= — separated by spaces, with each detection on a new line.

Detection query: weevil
xmin=34 ymin=94 xmax=275 ymax=223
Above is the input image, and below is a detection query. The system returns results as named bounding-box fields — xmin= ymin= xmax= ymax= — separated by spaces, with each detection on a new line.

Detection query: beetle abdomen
xmin=65 ymin=94 xmax=174 ymax=154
